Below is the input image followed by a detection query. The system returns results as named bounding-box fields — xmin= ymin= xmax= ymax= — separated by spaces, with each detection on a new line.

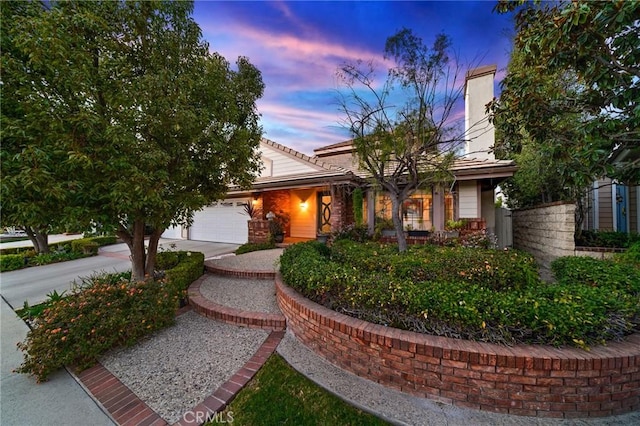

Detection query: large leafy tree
xmin=493 ymin=0 xmax=640 ymax=187
xmin=493 ymin=44 xmax=591 ymax=209
xmin=337 ymin=29 xmax=464 ymax=252
xmin=1 ymin=1 xmax=264 ymax=280
xmin=0 ymin=1 xmax=69 ymax=253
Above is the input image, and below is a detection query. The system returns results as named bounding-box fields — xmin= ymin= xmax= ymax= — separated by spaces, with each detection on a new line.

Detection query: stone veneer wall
xmin=512 ymin=202 xmax=575 ymax=270
xmin=276 ymin=278 xmax=640 ymax=418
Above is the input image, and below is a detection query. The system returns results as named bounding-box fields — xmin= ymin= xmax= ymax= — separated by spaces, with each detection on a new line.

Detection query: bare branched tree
xmin=337 ymin=28 xmax=467 ymax=252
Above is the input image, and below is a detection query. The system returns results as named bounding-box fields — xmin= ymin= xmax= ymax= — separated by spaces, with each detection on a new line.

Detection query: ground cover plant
xmin=217 ymin=354 xmax=389 ymax=426
xmin=280 ymin=240 xmax=640 ymax=348
xmin=0 ymin=236 xmax=118 ymax=272
xmin=235 ymin=241 xmax=276 ymax=255
xmin=16 ymin=251 xmax=202 ymax=382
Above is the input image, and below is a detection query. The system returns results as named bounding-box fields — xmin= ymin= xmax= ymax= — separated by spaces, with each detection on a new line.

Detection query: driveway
xmin=0 ymin=239 xmax=238 ymax=308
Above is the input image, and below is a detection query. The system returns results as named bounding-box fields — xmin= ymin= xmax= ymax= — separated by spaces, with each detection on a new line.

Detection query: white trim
xmin=626 ymin=185 xmax=631 ymax=234
xmin=637 ymin=186 xmax=640 ymax=233
xmin=612 ymin=183 xmax=617 ymax=232
xmin=592 ymin=181 xmax=599 ymax=230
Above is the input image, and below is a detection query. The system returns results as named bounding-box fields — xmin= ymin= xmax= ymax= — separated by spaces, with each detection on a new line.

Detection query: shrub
xmin=575 ymin=230 xmax=640 ymax=248
xmin=616 ymin=241 xmax=640 ymax=270
xmin=235 ymin=241 xmax=276 ymax=255
xmin=551 ymin=256 xmax=640 ymax=294
xmin=16 ymin=274 xmax=179 ymax=382
xmin=71 ymin=236 xmax=117 ymax=253
xmin=16 ymin=251 xmax=203 ymax=382
xmin=29 ymin=251 xmax=86 ymax=266
xmin=332 ymin=224 xmax=369 ymax=243
xmin=158 ymin=251 xmax=204 ymax=293
xmin=281 ymin=241 xmax=640 ymax=348
xmin=0 ymin=254 xmax=27 ymax=272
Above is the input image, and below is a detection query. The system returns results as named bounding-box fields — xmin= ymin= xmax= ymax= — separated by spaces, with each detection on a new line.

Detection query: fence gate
xmin=495 ymin=207 xmax=513 ymax=249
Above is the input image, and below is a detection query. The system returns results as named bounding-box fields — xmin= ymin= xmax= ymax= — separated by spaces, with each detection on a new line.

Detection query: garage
xmin=161 ymin=225 xmax=182 ymax=239
xmin=189 ymin=198 xmax=250 ymax=244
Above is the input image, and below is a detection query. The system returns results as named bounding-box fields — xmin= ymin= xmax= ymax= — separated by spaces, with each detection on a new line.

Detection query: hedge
xmin=157 ymin=250 xmax=205 ymax=292
xmin=280 ymin=241 xmax=640 ymax=348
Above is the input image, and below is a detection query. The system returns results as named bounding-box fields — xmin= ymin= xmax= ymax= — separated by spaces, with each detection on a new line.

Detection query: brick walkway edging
xmin=276 ymin=274 xmax=640 ymax=419
xmin=188 ymin=274 xmax=286 ymax=331
xmin=204 ymin=263 xmax=275 ymax=280
xmin=76 ymin=314 xmax=285 ymax=426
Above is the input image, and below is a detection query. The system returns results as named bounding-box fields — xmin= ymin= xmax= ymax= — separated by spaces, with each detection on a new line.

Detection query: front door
xmin=317 ymin=192 xmax=332 ymax=234
xmin=615 ymin=184 xmax=628 ymax=233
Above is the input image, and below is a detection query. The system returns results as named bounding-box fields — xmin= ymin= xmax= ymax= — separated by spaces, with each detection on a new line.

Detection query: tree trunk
xmin=24 ymin=226 xmax=49 ymax=254
xmin=117 ymin=218 xmax=147 ymax=282
xmin=389 ymin=193 xmax=408 ymax=252
xmin=144 ymin=228 xmax=163 ymax=277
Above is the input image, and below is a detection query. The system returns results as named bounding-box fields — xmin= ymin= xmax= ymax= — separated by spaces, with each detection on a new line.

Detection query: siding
xmin=597 ymin=178 xmax=614 ymax=230
xmin=458 ymin=181 xmax=479 ymax=218
xmin=259 ymin=144 xmax=321 ymax=177
xmin=289 ymin=189 xmax=317 ymax=239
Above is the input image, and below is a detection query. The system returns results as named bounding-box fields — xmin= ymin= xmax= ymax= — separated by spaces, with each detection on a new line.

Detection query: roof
xmin=261 ymin=138 xmax=345 ymax=171
xmin=465 ymin=64 xmax=497 ymax=80
xmin=313 ymin=140 xmax=516 ymax=181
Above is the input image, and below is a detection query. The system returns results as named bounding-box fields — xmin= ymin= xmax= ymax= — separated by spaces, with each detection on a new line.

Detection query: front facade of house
xmin=163 ymin=65 xmax=516 ymax=243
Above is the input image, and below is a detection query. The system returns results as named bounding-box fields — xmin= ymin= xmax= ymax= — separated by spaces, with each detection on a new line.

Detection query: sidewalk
xmin=0 ymin=297 xmax=115 ymax=426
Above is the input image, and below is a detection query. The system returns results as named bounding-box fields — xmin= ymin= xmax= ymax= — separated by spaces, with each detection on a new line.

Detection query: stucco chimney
xmin=464 ymin=65 xmax=496 ymax=160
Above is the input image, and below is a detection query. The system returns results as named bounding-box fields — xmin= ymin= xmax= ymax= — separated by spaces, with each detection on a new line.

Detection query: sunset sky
xmin=193 ymin=1 xmax=515 ymax=155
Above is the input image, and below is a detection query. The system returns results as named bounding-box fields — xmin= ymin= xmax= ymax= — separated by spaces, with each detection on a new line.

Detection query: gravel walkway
xmin=206 ymin=248 xmax=283 ymax=272
xmin=199 ymin=276 xmax=280 ymax=313
xmin=100 ymin=311 xmax=268 ymax=424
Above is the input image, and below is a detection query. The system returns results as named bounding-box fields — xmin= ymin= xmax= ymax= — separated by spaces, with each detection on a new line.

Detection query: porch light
xmin=300 ymin=201 xmax=308 ymax=210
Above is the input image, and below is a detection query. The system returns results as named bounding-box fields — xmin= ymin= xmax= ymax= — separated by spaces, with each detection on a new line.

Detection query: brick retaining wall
xmin=276 ymin=276 xmax=640 ymax=418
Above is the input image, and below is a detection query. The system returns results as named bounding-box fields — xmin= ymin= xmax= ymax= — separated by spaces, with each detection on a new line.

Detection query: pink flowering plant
xmin=16 ymin=251 xmax=203 ymax=382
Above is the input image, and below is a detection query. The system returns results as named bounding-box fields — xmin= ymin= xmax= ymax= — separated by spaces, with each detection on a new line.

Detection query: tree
xmin=0 ymin=1 xmax=69 ymax=253
xmin=492 ymin=41 xmax=592 ymax=210
xmin=1 ymin=1 xmax=264 ymax=280
xmin=337 ymin=28 xmax=464 ymax=252
xmin=493 ymin=0 xmax=640 ymax=185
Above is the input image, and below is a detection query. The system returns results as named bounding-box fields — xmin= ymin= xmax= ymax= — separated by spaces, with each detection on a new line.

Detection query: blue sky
xmin=193 ymin=1 xmax=515 ymax=155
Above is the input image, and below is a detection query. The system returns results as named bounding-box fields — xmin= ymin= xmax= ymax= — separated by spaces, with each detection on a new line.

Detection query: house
xmin=582 ymin=178 xmax=639 ymax=234
xmin=163 ymin=65 xmax=516 ymax=243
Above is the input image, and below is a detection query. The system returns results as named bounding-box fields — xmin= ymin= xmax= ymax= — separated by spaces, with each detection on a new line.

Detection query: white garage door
xmin=161 ymin=225 xmax=182 ymax=239
xmin=190 ymin=199 xmax=249 ymax=244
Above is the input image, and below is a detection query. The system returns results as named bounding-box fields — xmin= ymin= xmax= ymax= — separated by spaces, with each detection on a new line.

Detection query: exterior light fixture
xmin=300 ymin=201 xmax=308 ymax=210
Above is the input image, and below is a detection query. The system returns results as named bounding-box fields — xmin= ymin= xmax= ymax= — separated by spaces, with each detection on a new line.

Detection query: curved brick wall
xmin=276 ymin=276 xmax=640 ymax=418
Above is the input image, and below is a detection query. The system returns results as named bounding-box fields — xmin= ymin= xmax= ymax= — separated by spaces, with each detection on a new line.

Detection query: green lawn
xmin=216 ymin=354 xmax=390 ymax=426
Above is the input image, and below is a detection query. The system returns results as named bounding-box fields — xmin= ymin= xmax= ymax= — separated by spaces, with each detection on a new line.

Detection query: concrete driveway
xmin=0 ymin=238 xmax=239 ymax=308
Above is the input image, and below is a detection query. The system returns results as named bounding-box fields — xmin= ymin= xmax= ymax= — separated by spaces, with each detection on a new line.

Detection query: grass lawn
xmin=216 ymin=354 xmax=390 ymax=425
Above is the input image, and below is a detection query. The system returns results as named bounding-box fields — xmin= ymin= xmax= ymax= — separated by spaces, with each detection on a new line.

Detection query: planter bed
xmin=276 ymin=277 xmax=640 ymax=418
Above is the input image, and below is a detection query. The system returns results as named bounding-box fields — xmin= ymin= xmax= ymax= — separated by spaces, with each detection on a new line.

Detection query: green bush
xmin=281 ymin=241 xmax=640 ymax=348
xmin=616 ymin=241 xmax=640 ymax=269
xmin=29 ymin=251 xmax=86 ymax=266
xmin=16 ymin=274 xmax=179 ymax=382
xmin=0 ymin=254 xmax=26 ymax=272
xmin=158 ymin=251 xmax=205 ymax=293
xmin=235 ymin=241 xmax=276 ymax=255
xmin=16 ymin=251 xmax=201 ymax=382
xmin=551 ymin=256 xmax=640 ymax=294
xmin=575 ymin=230 xmax=640 ymax=248
xmin=71 ymin=236 xmax=117 ymax=253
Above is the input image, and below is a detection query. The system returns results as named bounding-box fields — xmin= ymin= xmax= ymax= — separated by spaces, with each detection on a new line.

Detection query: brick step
xmin=188 ymin=275 xmax=286 ymax=331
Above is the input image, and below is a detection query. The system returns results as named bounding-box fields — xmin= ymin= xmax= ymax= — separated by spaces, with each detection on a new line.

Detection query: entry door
xmin=317 ymin=192 xmax=332 ymax=234
xmin=615 ymin=185 xmax=628 ymax=233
